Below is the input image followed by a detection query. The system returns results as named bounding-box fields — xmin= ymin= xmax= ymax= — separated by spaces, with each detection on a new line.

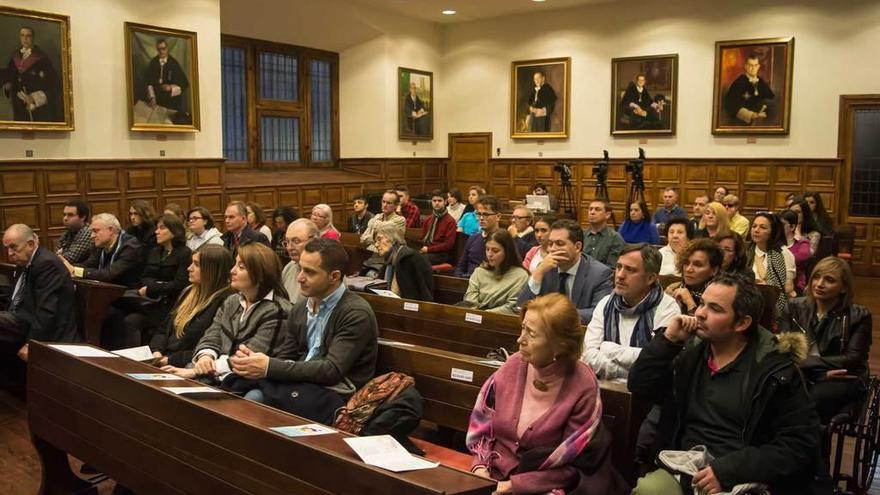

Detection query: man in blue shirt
xmin=653 ymin=188 xmax=688 ymax=234
xmin=454 ymin=195 xmax=501 ymax=278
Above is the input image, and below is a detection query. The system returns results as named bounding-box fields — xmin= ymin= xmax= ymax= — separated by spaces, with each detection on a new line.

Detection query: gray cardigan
xmin=265 ymin=288 xmax=378 ymax=395
xmin=193 ymin=292 xmax=292 ymax=360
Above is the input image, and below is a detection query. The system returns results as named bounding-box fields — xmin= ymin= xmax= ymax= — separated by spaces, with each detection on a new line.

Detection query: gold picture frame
xmin=0 ymin=6 xmax=73 ymax=131
xmin=712 ymin=37 xmax=794 ymax=135
xmin=611 ymin=53 xmax=677 ymax=136
xmin=510 ymin=57 xmax=570 ymax=139
xmin=398 ymin=67 xmax=433 ymax=141
xmin=125 ymin=22 xmax=200 ymax=132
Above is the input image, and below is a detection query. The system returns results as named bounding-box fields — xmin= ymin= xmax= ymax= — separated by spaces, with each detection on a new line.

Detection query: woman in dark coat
xmin=375 ymin=224 xmax=433 ymax=302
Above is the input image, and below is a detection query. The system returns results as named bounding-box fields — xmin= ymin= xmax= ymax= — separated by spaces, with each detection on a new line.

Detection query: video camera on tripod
xmin=554 ymin=161 xmax=573 ymax=185
xmin=626 ymin=147 xmax=647 ymax=205
xmin=592 ymin=150 xmax=610 ymax=185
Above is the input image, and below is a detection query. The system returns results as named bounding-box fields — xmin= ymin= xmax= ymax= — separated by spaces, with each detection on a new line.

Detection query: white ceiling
xmin=343 ymin=0 xmax=615 ymax=24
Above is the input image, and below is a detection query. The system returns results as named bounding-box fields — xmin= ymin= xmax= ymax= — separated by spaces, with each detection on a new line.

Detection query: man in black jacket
xmin=1 ymin=224 xmax=78 ymax=364
xmin=60 ymin=213 xmax=145 ymax=288
xmin=221 ymin=201 xmax=269 ymax=260
xmin=629 ymin=272 xmax=829 ymax=495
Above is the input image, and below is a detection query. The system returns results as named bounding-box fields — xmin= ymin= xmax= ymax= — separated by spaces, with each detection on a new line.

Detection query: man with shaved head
xmin=1 ymin=224 xmax=77 ymax=363
xmin=281 ymin=218 xmax=319 ymax=305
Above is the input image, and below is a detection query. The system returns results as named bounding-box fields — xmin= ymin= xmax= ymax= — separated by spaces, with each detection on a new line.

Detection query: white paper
xmin=370 ymin=289 xmax=401 ymax=298
xmin=402 ymin=302 xmax=420 ymax=312
xmin=271 ymin=424 xmax=337 ymax=437
xmin=127 ymin=373 xmax=184 ymax=381
xmin=465 ymin=312 xmax=483 ymax=324
xmin=49 ymin=344 xmax=119 ymax=358
xmin=451 ymin=367 xmax=474 ymax=383
xmin=378 ymin=338 xmax=415 ymax=348
xmin=344 ymin=435 xmax=439 ymax=472
xmin=477 ymin=359 xmax=505 ymax=368
xmin=215 ymin=355 xmax=232 ymax=375
xmin=162 ymin=386 xmax=223 ymax=395
xmin=112 ymin=345 xmax=154 ymax=361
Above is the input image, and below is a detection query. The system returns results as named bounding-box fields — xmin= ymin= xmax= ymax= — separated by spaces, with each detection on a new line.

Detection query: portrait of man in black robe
xmin=1 ymin=26 xmax=62 ymax=122
xmin=140 ymin=37 xmax=190 ymax=125
xmin=402 ymin=81 xmax=430 ymax=137
xmin=723 ymin=53 xmax=775 ymax=125
xmin=524 ymin=71 xmax=557 ymax=132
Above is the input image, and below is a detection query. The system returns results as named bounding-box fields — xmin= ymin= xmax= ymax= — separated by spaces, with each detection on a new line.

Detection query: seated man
xmin=60 ymin=213 xmax=145 ymax=288
xmin=454 ymin=195 xmax=502 ymax=278
xmin=56 ymin=199 xmax=93 ymax=264
xmin=419 ymin=189 xmax=457 ymax=264
xmin=395 ymin=184 xmax=421 ymax=228
xmin=517 ymin=219 xmax=613 ymax=323
xmin=1 ymin=225 xmax=78 ymax=364
xmin=629 ymin=272 xmax=828 ymax=495
xmin=723 ymin=194 xmax=750 ymax=237
xmin=281 ymin=218 xmax=319 ymax=305
xmin=360 ymin=190 xmax=406 ymax=253
xmin=347 ymin=194 xmax=373 ymax=236
xmin=582 ymin=243 xmax=680 ymax=381
xmin=530 ymin=182 xmax=558 ymax=211
xmin=230 ymin=239 xmax=379 ymax=425
xmin=506 ymin=205 xmax=537 ymax=256
xmin=221 ymin=201 xmax=270 ymax=260
xmin=652 ymin=188 xmax=688 ymax=233
xmin=583 ymin=199 xmax=625 ymax=269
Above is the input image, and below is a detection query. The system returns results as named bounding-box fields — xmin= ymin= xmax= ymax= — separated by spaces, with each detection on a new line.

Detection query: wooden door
xmin=447 ymin=133 xmax=492 ymax=193
xmin=838 ymin=95 xmax=880 ymax=277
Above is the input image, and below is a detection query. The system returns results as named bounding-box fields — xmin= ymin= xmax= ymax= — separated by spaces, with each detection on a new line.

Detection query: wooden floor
xmin=2 ymin=277 xmax=880 ymax=494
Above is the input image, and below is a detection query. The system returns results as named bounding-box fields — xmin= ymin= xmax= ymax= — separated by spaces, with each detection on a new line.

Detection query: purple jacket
xmin=454 ymin=232 xmax=486 ymax=278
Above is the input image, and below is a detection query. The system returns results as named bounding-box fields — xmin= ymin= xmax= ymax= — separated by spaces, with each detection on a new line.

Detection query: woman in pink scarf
xmin=467 ymin=293 xmax=628 ymax=494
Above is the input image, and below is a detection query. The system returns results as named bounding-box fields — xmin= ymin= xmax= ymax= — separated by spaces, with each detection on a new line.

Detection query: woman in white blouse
xmin=658 ymin=218 xmax=689 ymax=276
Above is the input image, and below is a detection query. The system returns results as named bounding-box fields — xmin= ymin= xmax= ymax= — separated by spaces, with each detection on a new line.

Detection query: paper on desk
xmin=112 ymin=345 xmax=153 ymax=361
xmin=49 ymin=344 xmax=118 ymax=358
xmin=477 ymin=359 xmax=505 ymax=368
xmin=370 ymin=288 xmax=401 ymax=298
xmin=127 ymin=373 xmax=184 ymax=381
xmin=271 ymin=424 xmax=337 ymax=437
xmin=344 ymin=435 xmax=439 ymax=472
xmin=162 ymin=386 xmax=223 ymax=395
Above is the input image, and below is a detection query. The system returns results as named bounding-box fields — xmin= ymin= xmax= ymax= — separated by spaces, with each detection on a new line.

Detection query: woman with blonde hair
xmin=311 ymin=203 xmax=341 ymax=242
xmin=694 ymin=201 xmax=730 ymax=239
xmin=467 ymin=293 xmax=626 ymax=493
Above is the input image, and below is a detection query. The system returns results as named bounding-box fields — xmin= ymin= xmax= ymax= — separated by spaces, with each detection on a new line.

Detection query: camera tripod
xmin=626 ymin=148 xmax=647 ymax=207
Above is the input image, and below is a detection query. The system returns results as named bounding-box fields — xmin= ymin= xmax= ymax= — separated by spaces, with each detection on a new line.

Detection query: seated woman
xmin=781 ymin=210 xmax=811 ymax=294
xmin=375 ymin=224 xmax=433 ymax=301
xmin=186 ymin=206 xmax=224 ymax=251
xmin=693 ymin=201 xmax=730 ymax=239
xmin=659 ymin=217 xmax=689 ymax=276
xmin=467 ymin=293 xmax=626 ymax=494
xmin=713 ymin=231 xmax=754 ymax=280
xmin=665 ymin=238 xmax=723 ymax=315
xmin=618 ymin=200 xmax=660 ymax=244
xmin=458 ymin=186 xmax=485 ymax=236
xmin=246 ymin=201 xmax=274 ymax=244
xmin=463 ymin=230 xmax=529 ymax=314
xmin=311 ymin=203 xmax=342 ymax=242
xmin=523 ymin=217 xmax=551 ymax=273
xmin=804 ymin=191 xmax=835 ymax=236
xmin=748 ymin=212 xmax=796 ymax=319
xmin=150 ymin=244 xmax=234 ymax=368
xmin=446 ymin=188 xmax=466 ymax=223
xmin=272 ymin=205 xmax=299 ymax=265
xmin=782 ymin=257 xmax=872 ymax=423
xmin=127 ymin=199 xmax=158 ymax=252
xmin=788 ymin=198 xmax=822 ymax=256
xmin=167 ymin=243 xmax=292 ymax=380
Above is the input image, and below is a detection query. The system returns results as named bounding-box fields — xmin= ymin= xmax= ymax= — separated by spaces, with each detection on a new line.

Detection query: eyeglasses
xmin=282 ymin=238 xmax=307 ymax=248
xmin=723 ymin=204 xmax=736 ymax=208
xmin=511 ymin=215 xmax=531 ymax=221
xmin=475 ymin=212 xmax=498 ymax=218
xmin=188 ymin=216 xmax=204 ymax=222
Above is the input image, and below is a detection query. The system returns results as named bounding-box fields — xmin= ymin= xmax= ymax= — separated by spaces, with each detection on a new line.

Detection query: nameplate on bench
xmin=464 ymin=312 xmax=482 ymax=324
xmin=451 ymin=367 xmax=474 ymax=383
xmin=403 ymin=302 xmax=420 ymax=312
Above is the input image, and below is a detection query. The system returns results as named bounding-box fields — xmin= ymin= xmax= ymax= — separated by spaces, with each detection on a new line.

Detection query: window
xmin=221 ymin=35 xmax=338 ymax=168
xmin=850 ymin=108 xmax=880 ymax=217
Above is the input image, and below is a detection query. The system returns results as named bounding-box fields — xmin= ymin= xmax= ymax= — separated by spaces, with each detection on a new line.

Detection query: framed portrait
xmin=0 ymin=6 xmax=73 ymax=131
xmin=398 ymin=67 xmax=433 ymax=141
xmin=125 ymin=22 xmax=200 ymax=132
xmin=510 ymin=57 xmax=570 ymax=139
xmin=611 ymin=54 xmax=677 ymax=136
xmin=712 ymin=37 xmax=794 ymax=135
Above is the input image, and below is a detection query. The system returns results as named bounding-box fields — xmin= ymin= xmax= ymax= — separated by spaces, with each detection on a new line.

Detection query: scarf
xmin=749 ymin=246 xmax=788 ymax=318
xmin=602 ymin=283 xmax=664 ymax=348
xmin=423 ymin=208 xmax=447 ymax=244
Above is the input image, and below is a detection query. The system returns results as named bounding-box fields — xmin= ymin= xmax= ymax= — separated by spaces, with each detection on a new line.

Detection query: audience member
xmin=618 ymin=201 xmax=660 ymax=244
xmin=150 ymin=244 xmax=234 ymax=368
xmin=780 ymin=210 xmax=811 ymax=294
xmin=781 ymin=257 xmax=872 ymax=423
xmin=652 ymin=188 xmax=687 ymax=232
xmin=507 ymin=205 xmax=537 ymax=255
xmin=523 ymin=217 xmax=551 ymax=273
xmin=360 ymin=190 xmax=406 ymax=253
xmin=665 ymin=238 xmax=723 ymax=315
xmin=446 ymin=188 xmax=465 ymax=222
xmin=517 ymin=219 xmax=613 ymax=323
xmin=419 ymin=189 xmax=457 ymax=264
xmin=455 ymin=195 xmax=502 ymax=278
xmin=722 ymin=194 xmax=749 ymax=237
xmin=468 ymin=294 xmax=626 ymax=494
xmin=714 ymin=232 xmax=754 ymax=280
xmin=530 ymin=182 xmax=559 ymax=211
xmin=271 ymin=205 xmax=300 ymax=265
xmin=163 ymin=203 xmax=187 ymax=240
xmin=311 ymin=204 xmax=341 ymax=242
xmin=228 ymin=239 xmax=378 ymax=425
xmin=463 ymin=230 xmax=529 ymax=314
xmin=803 ymin=191 xmax=834 ymax=236
xmin=347 ymin=194 xmax=373 ymax=236
xmin=186 ymin=207 xmax=223 ymax=251
xmin=245 ymin=202 xmax=273 ymax=244
xmin=748 ymin=212 xmax=796 ymax=317
xmin=127 ymin=199 xmax=158 ymax=252
xmin=688 ymin=195 xmax=709 ymax=238
xmin=394 ymin=185 xmax=421 ymax=228
xmin=56 ymin=199 xmax=93 ymax=264
xmin=659 ymin=217 xmax=689 ymax=276
xmin=375 ymin=224 xmax=433 ymax=302
xmin=629 ymin=272 xmax=827 ymax=494
xmin=221 ymin=201 xmax=270 ymax=260
xmin=583 ymin=243 xmax=680 ymax=381
xmin=464 ymin=185 xmax=484 ymax=215
xmin=712 ymin=185 xmax=729 ymax=203
xmin=1 ymin=225 xmax=78 ymax=364
xmin=784 ymin=192 xmax=797 ymax=209
xmin=62 ymin=213 xmax=144 ymax=288
xmin=694 ymin=201 xmax=730 ymax=238
xmin=788 ymin=198 xmax=821 ymax=255
xmin=457 ymin=186 xmax=485 ymax=235
xmin=281 ymin=219 xmax=318 ymax=305
xmin=583 ymin=199 xmax=625 ymax=269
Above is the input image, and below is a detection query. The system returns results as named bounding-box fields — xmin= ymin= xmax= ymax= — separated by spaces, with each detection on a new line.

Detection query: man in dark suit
xmin=1 ymin=224 xmax=78 ymax=364
xmin=526 ymin=70 xmax=557 ymax=132
xmin=723 ymin=54 xmax=775 ymax=125
xmin=60 ymin=213 xmax=145 ymax=289
xmin=221 ymin=201 xmax=270 ymax=260
xmin=517 ymin=219 xmax=613 ymax=323
xmin=403 ymin=81 xmax=429 ymax=136
xmin=143 ymin=38 xmax=191 ymax=124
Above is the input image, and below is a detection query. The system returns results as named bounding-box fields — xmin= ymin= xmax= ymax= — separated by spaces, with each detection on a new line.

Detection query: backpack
xmin=333 ymin=372 xmax=415 ymax=435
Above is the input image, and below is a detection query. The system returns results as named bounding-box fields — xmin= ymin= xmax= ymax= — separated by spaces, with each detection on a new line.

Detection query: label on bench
xmin=403 ymin=302 xmax=420 ymax=312
xmin=465 ymin=312 xmax=483 ymax=324
xmin=451 ymin=367 xmax=474 ymax=383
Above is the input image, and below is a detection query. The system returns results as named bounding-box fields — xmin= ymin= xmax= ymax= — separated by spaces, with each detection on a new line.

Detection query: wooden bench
xmin=432 ymin=274 xmax=468 ymax=305
xmin=27 ymin=341 xmax=495 ymax=495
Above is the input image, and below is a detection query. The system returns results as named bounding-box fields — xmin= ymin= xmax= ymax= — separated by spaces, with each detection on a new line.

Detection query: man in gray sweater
xmin=231 ymin=238 xmax=378 ymax=424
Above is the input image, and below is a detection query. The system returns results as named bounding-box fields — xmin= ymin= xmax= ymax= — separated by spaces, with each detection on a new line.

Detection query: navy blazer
xmin=516 ymin=253 xmax=613 ymax=323
xmin=10 ymin=246 xmax=79 ymax=343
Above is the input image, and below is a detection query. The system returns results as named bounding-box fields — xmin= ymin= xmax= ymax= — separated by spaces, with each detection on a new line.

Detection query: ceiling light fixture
xmin=441 ymin=9 xmax=457 ymax=15
xmin=532 ymin=0 xmax=546 ymax=2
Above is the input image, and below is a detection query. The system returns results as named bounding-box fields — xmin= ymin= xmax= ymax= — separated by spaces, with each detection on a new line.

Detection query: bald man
xmin=281 ymin=218 xmax=319 ymax=305
xmin=1 ymin=224 xmax=78 ymax=363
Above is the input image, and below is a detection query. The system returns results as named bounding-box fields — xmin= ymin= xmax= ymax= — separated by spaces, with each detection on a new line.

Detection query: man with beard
xmin=419 ymin=189 xmax=457 ymax=264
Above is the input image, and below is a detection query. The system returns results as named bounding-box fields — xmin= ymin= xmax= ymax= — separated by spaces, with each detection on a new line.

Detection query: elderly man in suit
xmin=517 ymin=219 xmax=613 ymax=323
xmin=222 ymin=201 xmax=270 ymax=260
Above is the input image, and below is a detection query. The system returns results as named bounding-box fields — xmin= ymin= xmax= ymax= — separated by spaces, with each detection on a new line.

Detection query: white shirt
xmin=658 ymin=245 xmax=680 ymax=276
xmin=528 ymin=256 xmax=580 ymax=296
xmin=528 ymin=249 xmax=545 ymax=273
xmin=581 ymin=292 xmax=681 ymax=382
xmin=753 ymin=246 xmax=795 ymax=283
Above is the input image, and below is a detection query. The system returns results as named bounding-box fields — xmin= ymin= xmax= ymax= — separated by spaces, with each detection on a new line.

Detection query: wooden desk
xmin=27 ymin=342 xmax=495 ymax=495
